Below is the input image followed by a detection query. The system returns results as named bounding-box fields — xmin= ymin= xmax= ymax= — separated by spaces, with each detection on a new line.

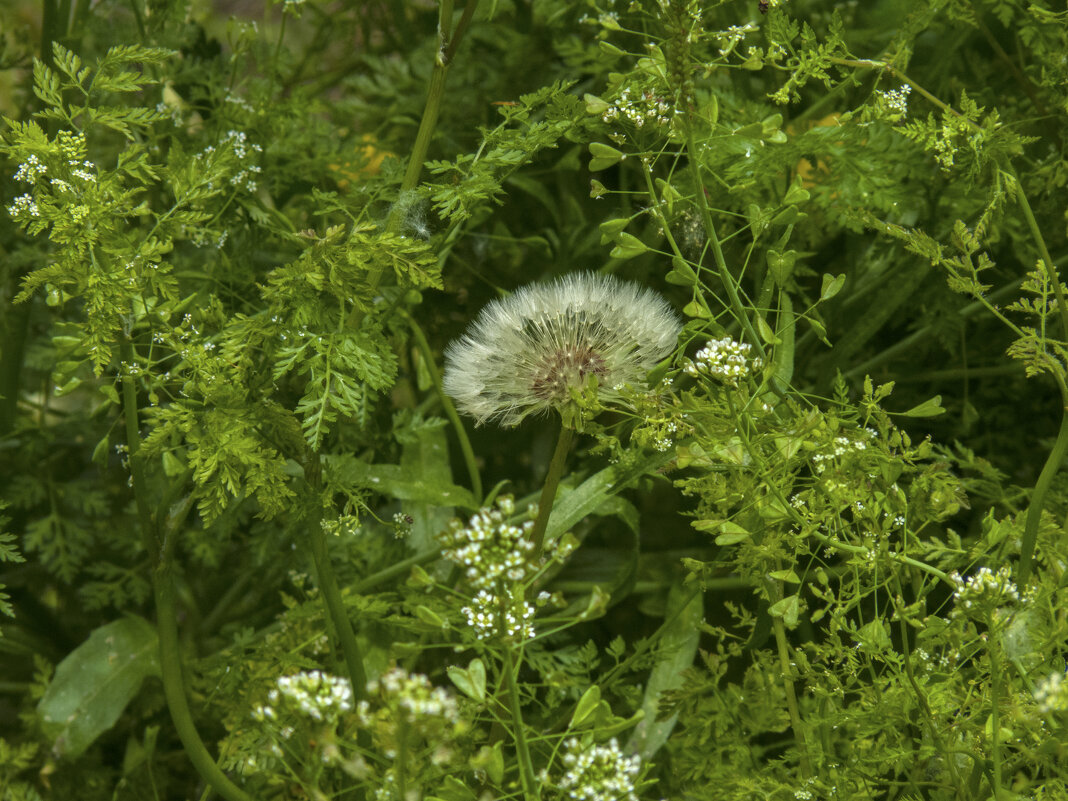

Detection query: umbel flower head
xmin=444 ymin=272 xmax=681 ymax=427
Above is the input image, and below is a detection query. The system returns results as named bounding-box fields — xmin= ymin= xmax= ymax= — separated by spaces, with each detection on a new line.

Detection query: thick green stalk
xmin=1019 ymin=388 xmax=1068 ymax=584
xmin=120 ymin=340 xmax=253 ymax=801
xmin=768 ymin=580 xmax=812 ymax=779
xmin=405 ymin=311 xmax=482 ymax=503
xmin=385 ymin=0 xmax=480 ymax=233
xmin=155 ymin=560 xmax=254 ymax=801
xmin=501 ymin=644 xmax=538 ymax=800
xmin=528 ymin=423 xmax=574 ymax=558
xmin=304 ymin=456 xmax=367 ymax=698
xmin=351 ymin=0 xmax=478 ymax=329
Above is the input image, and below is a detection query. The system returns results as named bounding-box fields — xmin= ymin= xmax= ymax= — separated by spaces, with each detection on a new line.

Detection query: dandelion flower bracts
xmin=443 ymin=273 xmax=681 ymax=426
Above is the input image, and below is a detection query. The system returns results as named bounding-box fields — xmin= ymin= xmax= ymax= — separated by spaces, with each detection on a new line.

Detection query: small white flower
xmin=685 ymin=336 xmax=763 ymax=385
xmin=7 ymin=194 xmax=39 ymax=218
xmin=553 ymin=737 xmax=641 ymax=801
xmin=14 ymin=154 xmax=47 ymax=183
xmin=878 ymin=84 xmax=912 ymax=117
xmin=444 ymin=273 xmax=680 ymax=427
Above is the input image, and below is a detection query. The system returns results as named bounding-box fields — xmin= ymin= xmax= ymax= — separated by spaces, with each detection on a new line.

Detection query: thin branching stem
xmin=683 ymin=129 xmax=766 ymax=362
xmin=404 ymin=311 xmax=482 ymax=503
xmin=501 ymin=643 xmax=539 ymax=800
xmin=303 ymin=454 xmax=368 ymax=699
xmin=828 ymin=56 xmax=1068 ymax=584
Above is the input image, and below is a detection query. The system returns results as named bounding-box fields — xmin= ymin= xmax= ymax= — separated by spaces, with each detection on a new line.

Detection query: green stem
xmin=404 ymin=311 xmax=482 ymax=503
xmin=155 ymin=559 xmax=254 ymax=801
xmin=988 ymin=631 xmax=1004 ymax=799
xmin=501 ymin=644 xmax=538 ymax=800
xmin=119 ymin=340 xmax=253 ymax=801
xmin=683 ymin=129 xmax=766 ymax=362
xmin=119 ymin=341 xmax=156 ymax=558
xmin=891 ymin=577 xmax=967 ymax=800
xmin=528 ymin=423 xmax=574 ymax=559
xmin=349 ymin=0 xmax=478 ymax=331
xmin=304 ymin=456 xmax=368 ymax=698
xmin=387 ymin=0 xmax=480 ymax=231
xmin=1019 ymin=386 xmax=1068 ymax=584
xmin=767 ymin=580 xmax=812 ymax=779
xmin=353 ymin=547 xmax=442 ymax=593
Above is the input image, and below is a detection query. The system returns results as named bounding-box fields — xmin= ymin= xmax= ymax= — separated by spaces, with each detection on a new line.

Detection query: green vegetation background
xmin=0 ymin=0 xmax=1066 ymax=799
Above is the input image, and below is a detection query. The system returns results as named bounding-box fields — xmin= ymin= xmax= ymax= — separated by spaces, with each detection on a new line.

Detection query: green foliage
xmin=2 ymin=0 xmax=1068 ymax=800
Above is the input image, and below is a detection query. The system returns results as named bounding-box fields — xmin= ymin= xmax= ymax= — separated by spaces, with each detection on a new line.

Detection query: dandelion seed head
xmin=443 ymin=273 xmax=680 ymax=427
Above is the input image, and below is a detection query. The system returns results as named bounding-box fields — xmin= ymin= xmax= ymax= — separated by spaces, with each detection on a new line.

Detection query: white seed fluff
xmin=443 ymin=273 xmax=681 ymax=427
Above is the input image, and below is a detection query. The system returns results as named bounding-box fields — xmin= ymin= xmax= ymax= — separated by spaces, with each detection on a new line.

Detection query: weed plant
xmin=1 ymin=1 xmax=1067 ymax=800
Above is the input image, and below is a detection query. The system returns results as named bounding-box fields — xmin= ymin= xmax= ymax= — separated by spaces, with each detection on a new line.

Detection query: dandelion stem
xmin=529 ymin=423 xmax=574 ymax=559
xmin=405 ymin=311 xmax=483 ymax=503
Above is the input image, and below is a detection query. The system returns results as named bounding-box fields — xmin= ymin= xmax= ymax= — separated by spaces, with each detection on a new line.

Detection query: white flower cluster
xmin=462 ymin=588 xmax=535 ymax=640
xmin=949 ymin=566 xmax=1020 ymax=612
xmin=223 ymin=129 xmax=262 ymax=191
xmin=71 ymin=160 xmax=96 ymax=183
xmin=200 ymin=129 xmax=263 ymax=192
xmin=555 ymin=738 xmax=641 ymax=801
xmin=14 ymin=154 xmax=47 ymax=183
xmin=716 ymin=23 xmax=757 ymax=56
xmin=601 ymin=86 xmax=675 ymax=129
xmin=1034 ymin=671 xmax=1068 ymax=714
xmin=255 ymin=671 xmax=353 ymax=724
xmin=879 ymin=84 xmax=912 ymax=117
xmin=684 ymin=337 xmax=763 ymax=385
xmin=440 ymin=496 xmax=535 ymax=589
xmin=7 ymin=194 xmax=39 ymax=218
xmin=362 ymin=667 xmax=460 ymax=725
xmin=811 ymin=432 xmax=871 ymax=473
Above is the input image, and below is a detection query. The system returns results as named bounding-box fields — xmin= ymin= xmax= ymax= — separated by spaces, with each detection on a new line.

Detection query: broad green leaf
xmin=447 ymin=658 xmax=486 ymax=702
xmin=820 ymin=273 xmax=846 ymax=301
xmin=325 ymin=454 xmax=476 ymax=510
xmin=901 ymin=395 xmax=946 ymax=417
xmin=626 ymin=582 xmax=702 ymax=759
xmin=589 ymin=142 xmax=624 ymax=171
xmin=545 ymin=451 xmax=671 ymax=544
xmin=400 ymin=421 xmax=460 ymax=552
xmin=768 ymin=594 xmax=800 ymax=628
xmin=570 ymin=684 xmax=602 ymax=729
xmin=610 ymin=232 xmax=648 ymax=260
xmin=38 ymin=616 xmax=160 ymax=758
